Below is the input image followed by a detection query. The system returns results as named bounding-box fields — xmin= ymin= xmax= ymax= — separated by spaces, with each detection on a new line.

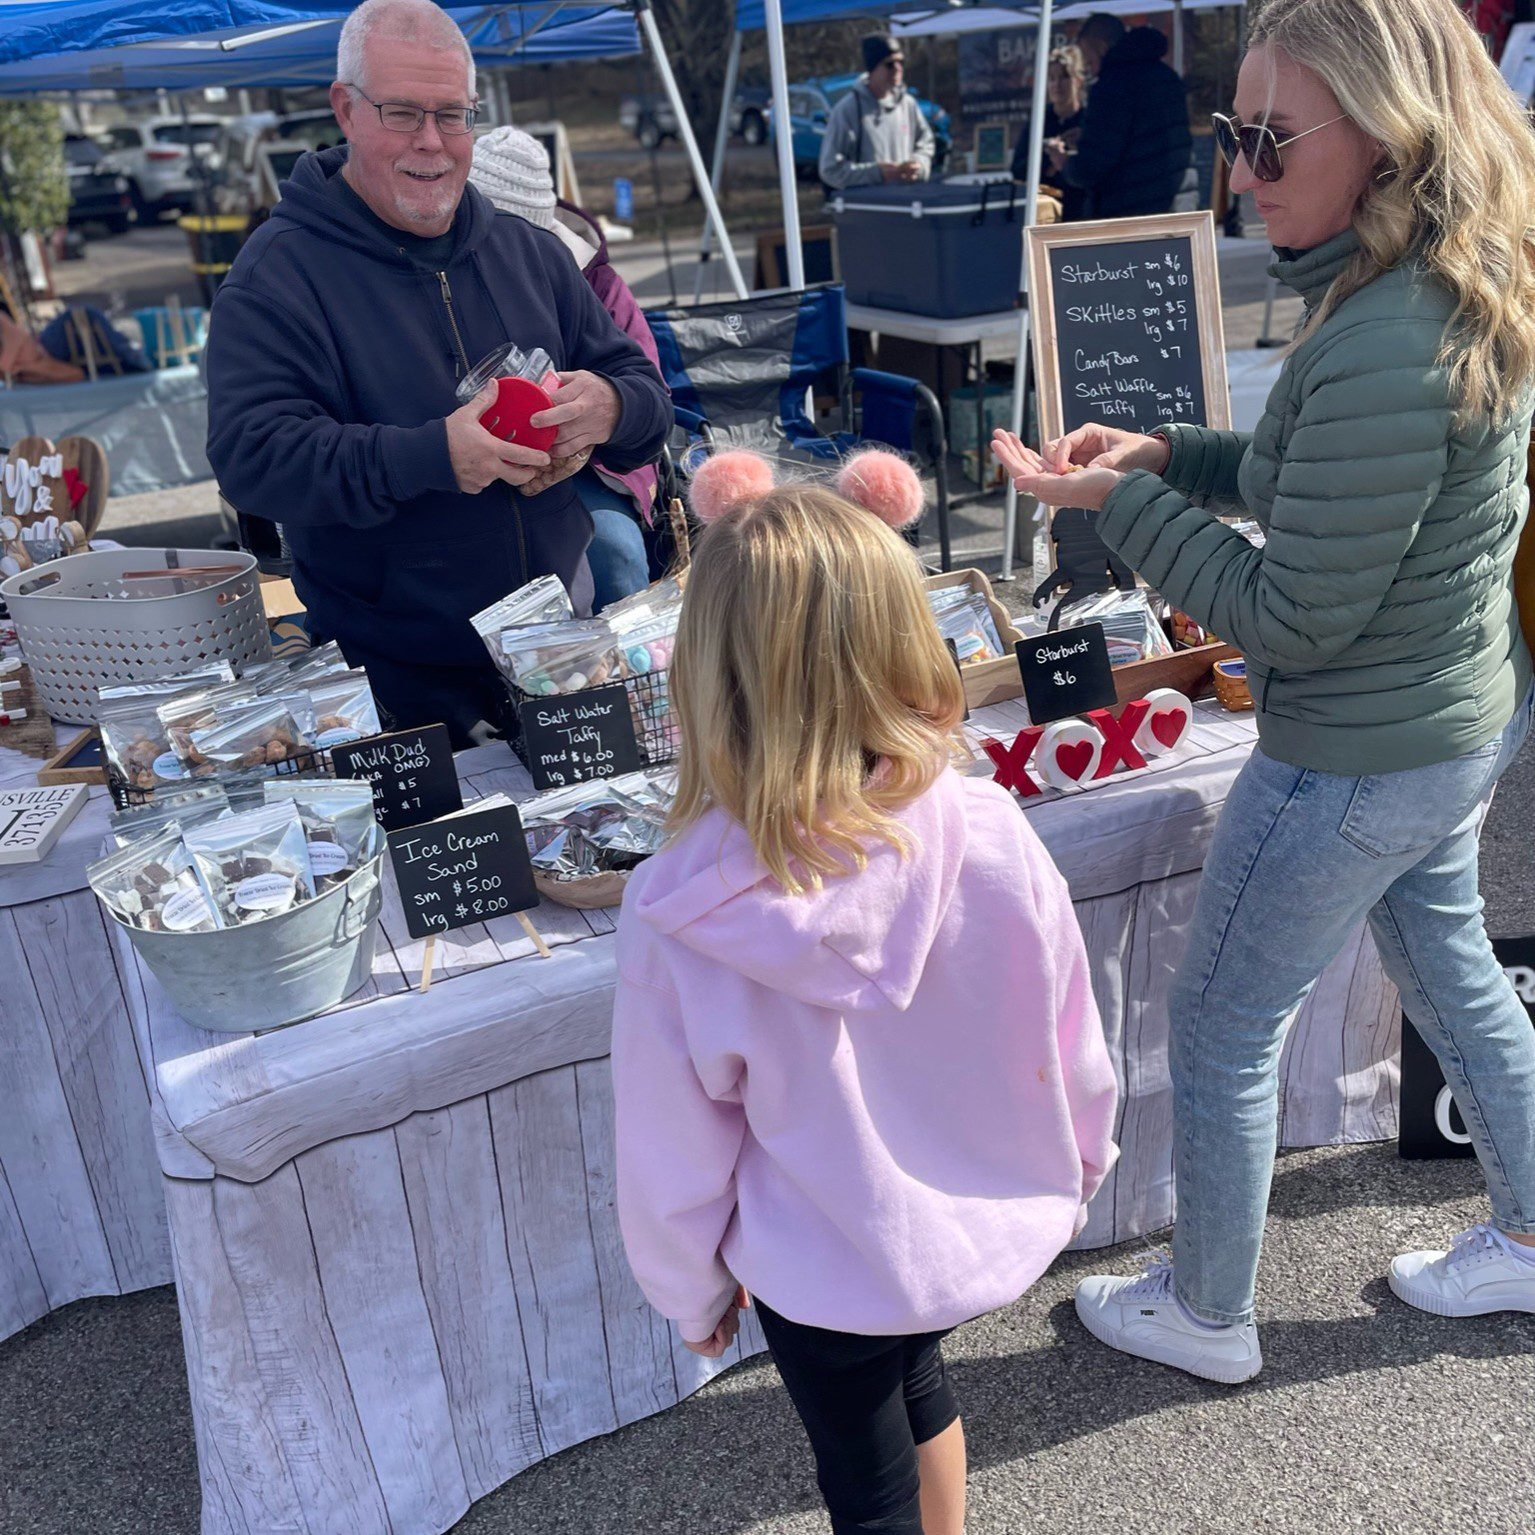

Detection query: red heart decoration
xmin=1151 ymin=709 xmax=1188 ymax=749
xmin=1056 ymin=741 xmax=1094 ymax=781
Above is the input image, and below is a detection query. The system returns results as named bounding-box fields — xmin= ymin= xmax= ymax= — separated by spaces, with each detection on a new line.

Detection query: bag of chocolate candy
xmin=186 ymin=803 xmax=316 ymax=926
xmin=307 ymin=670 xmax=381 ymax=748
xmin=89 ymin=825 xmax=223 ymax=933
xmin=471 ymin=577 xmax=577 ymax=683
xmin=262 ymin=778 xmax=378 ymax=891
xmin=109 ymin=783 xmax=232 ymax=848
xmin=99 ymin=696 xmax=186 ymax=792
xmin=190 ymin=697 xmax=314 ymax=770
xmin=158 ymin=679 xmax=261 ymax=776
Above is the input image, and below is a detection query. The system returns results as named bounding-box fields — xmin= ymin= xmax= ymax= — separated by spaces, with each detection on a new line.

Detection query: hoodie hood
xmin=1102 ymin=26 xmax=1171 ymax=70
xmin=273 ymin=144 xmax=497 ymax=267
xmin=629 ymin=768 xmax=970 ymax=1014
xmin=551 ymin=199 xmax=604 ymax=273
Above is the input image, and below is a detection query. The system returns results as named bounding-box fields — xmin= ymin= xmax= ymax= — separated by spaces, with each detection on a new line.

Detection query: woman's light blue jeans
xmin=1171 ymin=685 xmax=1535 ymax=1324
xmin=574 ymin=469 xmax=650 ymax=614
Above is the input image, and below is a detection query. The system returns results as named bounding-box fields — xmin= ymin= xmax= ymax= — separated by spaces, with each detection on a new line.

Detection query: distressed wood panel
xmin=0 ymin=1161 xmax=48 ymax=1341
xmin=489 ymin=1067 xmax=619 ymax=1457
xmin=14 ymin=892 xmax=169 ymax=1292
xmin=212 ymin=1165 xmax=392 ymax=1535
xmin=394 ymin=1100 xmax=545 ymax=1499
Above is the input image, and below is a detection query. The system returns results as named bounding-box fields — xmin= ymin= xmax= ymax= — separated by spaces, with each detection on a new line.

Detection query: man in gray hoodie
xmin=818 ymin=34 xmax=934 ymax=190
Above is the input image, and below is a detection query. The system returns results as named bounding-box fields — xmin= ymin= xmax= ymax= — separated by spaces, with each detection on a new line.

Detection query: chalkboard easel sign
xmin=1015 ymin=622 xmax=1117 ymax=726
xmin=519 ymin=682 xmax=642 ymax=792
xmin=331 ymin=723 xmax=463 ymax=832
xmin=1025 ymin=211 xmax=1231 ymax=446
xmin=387 ymin=801 xmax=548 ymax=988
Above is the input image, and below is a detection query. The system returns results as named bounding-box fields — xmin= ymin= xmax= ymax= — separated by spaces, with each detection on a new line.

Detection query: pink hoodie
xmin=613 ymin=767 xmax=1119 ymax=1343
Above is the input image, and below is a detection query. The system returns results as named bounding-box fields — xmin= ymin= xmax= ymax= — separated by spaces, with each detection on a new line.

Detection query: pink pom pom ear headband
xmin=687 ymin=448 xmax=925 ymax=531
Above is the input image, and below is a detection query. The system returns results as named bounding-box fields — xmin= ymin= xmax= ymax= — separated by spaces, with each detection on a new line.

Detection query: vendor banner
xmin=957 ymin=26 xmax=1063 ymax=123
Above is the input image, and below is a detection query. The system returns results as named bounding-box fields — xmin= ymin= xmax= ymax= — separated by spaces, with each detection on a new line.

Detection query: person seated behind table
xmin=468 ymin=126 xmax=662 ymax=614
xmin=204 ymin=0 xmax=670 ymax=746
xmin=819 ymin=33 xmax=935 ymax=190
xmin=1011 ymin=44 xmax=1089 ymax=222
xmin=1049 ymin=16 xmax=1193 ymax=219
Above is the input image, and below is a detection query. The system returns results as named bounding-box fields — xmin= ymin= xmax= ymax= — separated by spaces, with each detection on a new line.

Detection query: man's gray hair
xmin=336 ymin=0 xmax=476 ymax=97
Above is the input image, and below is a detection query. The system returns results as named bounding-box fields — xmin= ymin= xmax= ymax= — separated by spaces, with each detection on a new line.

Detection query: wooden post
xmin=515 ymin=912 xmax=551 ymax=959
xmin=419 ymin=935 xmax=437 ymax=993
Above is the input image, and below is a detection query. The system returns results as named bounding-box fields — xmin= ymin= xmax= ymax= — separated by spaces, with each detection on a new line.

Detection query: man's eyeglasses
xmin=345 ymin=85 xmax=477 ymax=136
xmin=1211 ymin=111 xmax=1345 ymax=183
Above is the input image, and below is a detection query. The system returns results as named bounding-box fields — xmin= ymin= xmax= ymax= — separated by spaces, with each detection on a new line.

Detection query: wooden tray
xmin=925 ymin=569 xmax=1027 ymax=711
xmin=1112 ymin=641 xmax=1240 ymax=705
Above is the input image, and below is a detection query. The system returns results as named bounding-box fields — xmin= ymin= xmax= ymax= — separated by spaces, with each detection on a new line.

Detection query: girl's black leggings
xmin=755 ymin=1299 xmax=960 ymax=1535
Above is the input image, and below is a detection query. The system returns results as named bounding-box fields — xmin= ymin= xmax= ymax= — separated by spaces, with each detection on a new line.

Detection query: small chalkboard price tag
xmin=1015 ymin=623 xmax=1117 ymax=726
xmin=387 ymin=803 xmax=539 ymax=942
xmin=519 ymin=681 xmax=641 ymax=791
xmin=331 ymin=723 xmax=462 ymax=832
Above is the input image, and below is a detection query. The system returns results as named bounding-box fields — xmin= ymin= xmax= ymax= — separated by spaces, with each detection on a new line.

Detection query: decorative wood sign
xmin=0 ymin=783 xmax=87 ymax=864
xmin=1 ymin=433 xmax=109 ymax=538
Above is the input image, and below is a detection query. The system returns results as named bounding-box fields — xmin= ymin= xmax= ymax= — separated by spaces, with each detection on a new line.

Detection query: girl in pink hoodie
xmin=613 ymin=457 xmax=1118 ymax=1535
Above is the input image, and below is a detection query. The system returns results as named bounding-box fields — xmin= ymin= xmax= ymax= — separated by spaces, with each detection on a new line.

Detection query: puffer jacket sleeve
xmin=1157 ymin=423 xmax=1253 ymax=508
xmin=1096 ymin=318 xmax=1452 ymax=672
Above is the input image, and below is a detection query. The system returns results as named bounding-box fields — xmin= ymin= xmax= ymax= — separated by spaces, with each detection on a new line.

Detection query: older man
xmin=205 ymin=0 xmax=670 ymax=742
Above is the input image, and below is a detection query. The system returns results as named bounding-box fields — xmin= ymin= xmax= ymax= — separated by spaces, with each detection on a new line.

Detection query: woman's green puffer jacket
xmin=1098 ymin=227 xmax=1533 ymax=775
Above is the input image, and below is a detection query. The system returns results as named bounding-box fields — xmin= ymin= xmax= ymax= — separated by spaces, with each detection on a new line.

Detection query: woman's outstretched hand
xmin=1040 ymin=423 xmax=1171 ymax=476
xmin=990 ymin=429 xmax=1121 ymax=512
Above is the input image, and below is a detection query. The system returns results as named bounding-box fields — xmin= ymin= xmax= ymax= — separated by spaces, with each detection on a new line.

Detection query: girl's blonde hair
xmin=1251 ymin=0 xmax=1535 ymax=425
xmin=669 ymin=484 xmax=965 ymax=896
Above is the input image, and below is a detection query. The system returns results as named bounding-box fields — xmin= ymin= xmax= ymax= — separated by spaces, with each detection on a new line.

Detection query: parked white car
xmin=97 ymin=115 xmax=223 ymax=219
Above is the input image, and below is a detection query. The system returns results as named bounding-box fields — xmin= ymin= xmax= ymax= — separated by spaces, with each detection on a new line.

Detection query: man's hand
xmin=518 ymin=448 xmax=592 ymax=499
xmin=529 ymin=371 xmax=622 ymax=460
xmin=878 ymin=160 xmax=906 ymax=183
xmin=898 ymin=159 xmax=923 ymax=182
xmin=1045 ymin=138 xmax=1068 ymax=172
xmin=447 ymin=382 xmax=551 ymax=494
xmin=681 ymin=1286 xmax=751 ymax=1359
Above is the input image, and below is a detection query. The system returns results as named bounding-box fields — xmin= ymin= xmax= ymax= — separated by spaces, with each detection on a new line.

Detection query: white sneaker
xmin=1389 ymin=1221 xmax=1535 ymax=1318
xmin=1074 ymin=1252 xmax=1263 ymax=1384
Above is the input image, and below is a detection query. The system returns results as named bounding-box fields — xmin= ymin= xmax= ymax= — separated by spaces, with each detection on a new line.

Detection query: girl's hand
xmin=990 ymin=430 xmax=1121 ymax=512
xmin=1041 ymin=423 xmax=1170 ymax=476
xmin=682 ymin=1285 xmax=751 ymax=1358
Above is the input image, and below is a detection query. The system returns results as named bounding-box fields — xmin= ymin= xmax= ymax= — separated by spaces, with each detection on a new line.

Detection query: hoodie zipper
xmin=435 ymin=267 xmax=529 ymax=584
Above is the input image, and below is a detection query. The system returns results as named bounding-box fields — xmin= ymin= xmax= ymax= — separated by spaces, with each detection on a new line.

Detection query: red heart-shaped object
xmin=1056 ymin=741 xmax=1094 ymax=781
xmin=1151 ymin=709 xmax=1187 ymax=749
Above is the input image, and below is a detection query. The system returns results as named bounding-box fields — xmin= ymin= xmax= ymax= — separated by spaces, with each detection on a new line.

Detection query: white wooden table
xmin=5 ymin=702 xmax=1398 ymax=1535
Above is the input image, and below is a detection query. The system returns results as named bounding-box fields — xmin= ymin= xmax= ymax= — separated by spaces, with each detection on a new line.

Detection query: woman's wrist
xmin=1147 ymin=430 xmax=1173 ymax=475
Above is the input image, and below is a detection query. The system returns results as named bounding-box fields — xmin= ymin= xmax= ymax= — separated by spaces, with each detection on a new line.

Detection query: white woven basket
xmin=1 ymin=548 xmax=273 ymax=724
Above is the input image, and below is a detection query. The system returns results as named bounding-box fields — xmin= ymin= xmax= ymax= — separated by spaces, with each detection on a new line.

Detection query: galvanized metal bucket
xmin=115 ymin=840 xmax=386 ymax=1033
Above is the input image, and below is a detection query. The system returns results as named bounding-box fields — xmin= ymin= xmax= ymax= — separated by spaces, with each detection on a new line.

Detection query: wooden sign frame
xmin=1024 ymin=210 xmax=1231 ymax=447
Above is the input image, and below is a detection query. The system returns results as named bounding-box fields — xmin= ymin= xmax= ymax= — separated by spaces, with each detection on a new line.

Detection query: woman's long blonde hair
xmin=1251 ymin=0 xmax=1535 ymax=425
xmin=669 ymin=484 xmax=965 ymax=896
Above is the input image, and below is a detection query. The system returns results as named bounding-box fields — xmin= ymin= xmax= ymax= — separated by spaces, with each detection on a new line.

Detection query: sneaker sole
xmin=1074 ymin=1294 xmax=1261 ymax=1385
xmin=1387 ymin=1270 xmax=1535 ymax=1318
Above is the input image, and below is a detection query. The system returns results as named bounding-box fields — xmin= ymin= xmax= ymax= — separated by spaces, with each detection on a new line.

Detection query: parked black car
xmin=65 ymin=134 xmax=134 ymax=235
xmin=619 ymin=87 xmax=770 ymax=151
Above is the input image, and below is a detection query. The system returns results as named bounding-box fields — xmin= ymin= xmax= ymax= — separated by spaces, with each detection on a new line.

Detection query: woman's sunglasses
xmin=1211 ymin=112 xmax=1345 ymax=183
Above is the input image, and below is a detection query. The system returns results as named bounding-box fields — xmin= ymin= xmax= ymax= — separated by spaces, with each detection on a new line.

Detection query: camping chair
xmin=645 ymin=284 xmax=954 ymax=571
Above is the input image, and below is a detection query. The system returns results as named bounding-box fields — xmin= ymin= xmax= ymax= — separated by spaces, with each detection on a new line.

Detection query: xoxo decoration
xmin=981 ymin=688 xmax=1194 ymax=797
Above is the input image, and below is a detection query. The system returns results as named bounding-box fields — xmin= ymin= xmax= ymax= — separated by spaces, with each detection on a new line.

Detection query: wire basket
xmin=1 ymin=549 xmax=272 ymax=725
xmin=506 ymin=669 xmax=677 ymax=783
xmin=105 ymin=745 xmax=338 ymax=812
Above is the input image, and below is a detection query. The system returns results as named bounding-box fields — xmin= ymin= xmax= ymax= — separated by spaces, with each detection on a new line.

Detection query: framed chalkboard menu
xmin=1026 ymin=211 xmax=1230 ymax=443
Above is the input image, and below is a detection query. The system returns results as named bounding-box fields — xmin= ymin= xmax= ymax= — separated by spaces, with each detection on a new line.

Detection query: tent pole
xmin=763 ymin=0 xmax=804 ymax=290
xmin=694 ymin=25 xmax=742 ymax=303
xmin=1173 ymin=0 xmax=1186 ymax=74
xmin=999 ymin=0 xmax=1053 ymax=583
xmin=635 ymin=0 xmax=748 ymax=300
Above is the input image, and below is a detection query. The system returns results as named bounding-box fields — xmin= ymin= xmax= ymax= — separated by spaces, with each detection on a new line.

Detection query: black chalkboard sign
xmin=1400 ymin=936 xmax=1535 ymax=1158
xmin=331 ymin=723 xmax=463 ymax=832
xmin=387 ymin=803 xmax=539 ymax=941
xmin=519 ymin=682 xmax=642 ymax=791
xmin=1026 ymin=212 xmax=1229 ymax=446
xmin=1015 ymin=623 xmax=1117 ymax=726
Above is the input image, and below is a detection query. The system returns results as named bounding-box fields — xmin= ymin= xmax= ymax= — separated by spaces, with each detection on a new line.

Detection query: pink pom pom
xmin=688 ymin=450 xmax=775 ymax=523
xmin=836 ymin=450 xmax=925 ymax=530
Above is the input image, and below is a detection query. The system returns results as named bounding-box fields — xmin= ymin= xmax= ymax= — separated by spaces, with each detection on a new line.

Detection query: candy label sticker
xmin=235 ymin=872 xmax=298 ymax=912
xmin=307 ymin=840 xmax=350 ymax=876
xmin=162 ymin=886 xmax=216 ymax=932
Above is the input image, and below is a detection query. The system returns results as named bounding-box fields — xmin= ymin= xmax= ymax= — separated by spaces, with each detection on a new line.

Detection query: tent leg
xmin=1000 ymin=0 xmax=1053 ymax=583
xmin=636 ymin=2 xmax=748 ymax=300
xmin=763 ymin=0 xmax=804 ymax=290
xmin=694 ymin=26 xmax=742 ymax=303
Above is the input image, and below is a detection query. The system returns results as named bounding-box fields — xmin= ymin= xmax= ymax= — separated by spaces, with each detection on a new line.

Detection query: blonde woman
xmin=612 ymin=454 xmax=1117 ymax=1535
xmin=996 ymin=0 xmax=1535 ymax=1384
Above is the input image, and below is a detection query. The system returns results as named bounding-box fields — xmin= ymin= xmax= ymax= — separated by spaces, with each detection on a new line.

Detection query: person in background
xmin=1012 ymin=44 xmax=1089 ymax=221
xmin=819 ymin=33 xmax=934 ymax=190
xmin=469 ymin=125 xmax=662 ymax=611
xmin=998 ymin=0 xmax=1535 ymax=1383
xmin=1071 ymin=9 xmax=1123 ymax=83
xmin=205 ymin=0 xmax=670 ymax=744
xmin=614 ymin=453 xmax=1118 ymax=1535
xmin=1050 ymin=19 xmax=1193 ymax=218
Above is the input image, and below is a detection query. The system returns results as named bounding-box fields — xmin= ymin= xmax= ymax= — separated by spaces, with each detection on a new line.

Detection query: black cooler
xmin=828 ymin=178 xmax=1023 ymax=319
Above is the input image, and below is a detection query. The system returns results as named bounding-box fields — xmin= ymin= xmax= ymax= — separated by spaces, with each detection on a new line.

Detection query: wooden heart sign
xmin=1133 ymin=688 xmax=1194 ymax=757
xmin=1 ymin=433 xmax=108 ymax=539
xmin=1035 ymin=718 xmax=1104 ymax=790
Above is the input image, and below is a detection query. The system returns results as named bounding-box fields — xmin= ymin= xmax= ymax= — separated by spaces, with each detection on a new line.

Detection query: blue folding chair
xmin=646 ymin=284 xmax=953 ymax=570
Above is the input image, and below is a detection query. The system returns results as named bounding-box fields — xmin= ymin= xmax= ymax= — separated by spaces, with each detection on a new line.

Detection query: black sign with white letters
xmin=518 ymin=682 xmax=642 ymax=791
xmin=387 ymin=804 xmax=538 ymax=941
xmin=331 ymin=724 xmax=462 ymax=832
xmin=1015 ymin=623 xmax=1117 ymax=726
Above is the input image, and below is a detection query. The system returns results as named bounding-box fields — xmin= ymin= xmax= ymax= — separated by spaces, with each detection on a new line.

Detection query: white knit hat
xmin=470 ymin=126 xmax=557 ymax=228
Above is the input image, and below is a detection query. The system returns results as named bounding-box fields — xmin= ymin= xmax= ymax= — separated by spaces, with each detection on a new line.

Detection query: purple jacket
xmin=554 ymin=201 xmax=663 ymax=526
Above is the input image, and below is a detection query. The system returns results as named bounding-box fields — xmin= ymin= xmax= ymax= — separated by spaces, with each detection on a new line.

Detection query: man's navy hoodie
xmin=205 ymin=147 xmax=670 ymax=726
